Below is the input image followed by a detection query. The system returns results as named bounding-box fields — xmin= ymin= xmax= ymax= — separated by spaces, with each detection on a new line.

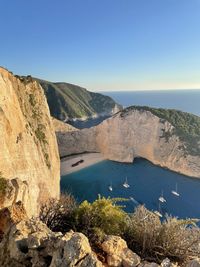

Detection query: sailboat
xmin=130 ymin=196 xmax=139 ymax=205
xmin=171 ymin=183 xmax=180 ymax=197
xmin=159 ymin=190 xmax=167 ymax=203
xmin=108 ymin=182 xmax=113 ymax=191
xmin=154 ymin=202 xmax=163 ymax=218
xmin=123 ymin=177 xmax=130 ymax=188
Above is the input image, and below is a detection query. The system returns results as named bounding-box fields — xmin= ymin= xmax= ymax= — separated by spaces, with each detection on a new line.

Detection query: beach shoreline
xmin=61 ymin=153 xmax=104 ymax=176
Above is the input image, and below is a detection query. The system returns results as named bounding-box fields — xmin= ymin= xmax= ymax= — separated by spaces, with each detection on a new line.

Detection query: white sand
xmin=61 ymin=153 xmax=104 ymax=175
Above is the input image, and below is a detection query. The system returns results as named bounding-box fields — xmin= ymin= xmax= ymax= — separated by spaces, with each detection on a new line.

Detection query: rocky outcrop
xmin=1 ymin=215 xmax=198 ymax=267
xmin=57 ymin=108 xmax=200 ymax=178
xmin=0 ymin=67 xmax=60 ymax=216
xmin=52 ymin=117 xmax=77 ymax=133
xmin=101 ymin=235 xmax=141 ymax=267
xmin=0 ymin=219 xmax=102 ymax=267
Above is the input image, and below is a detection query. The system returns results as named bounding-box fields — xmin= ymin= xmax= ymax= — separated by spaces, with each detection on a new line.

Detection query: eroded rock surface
xmin=57 ymin=108 xmax=200 ymax=178
xmin=0 ymin=219 xmax=102 ymax=267
xmin=0 ymin=67 xmax=60 ymax=216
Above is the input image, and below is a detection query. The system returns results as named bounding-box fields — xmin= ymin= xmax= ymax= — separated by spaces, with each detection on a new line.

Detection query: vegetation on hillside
xmin=40 ymin=194 xmax=200 ymax=264
xmin=121 ymin=106 xmax=200 ymax=156
xmin=35 ymin=79 xmax=122 ymax=120
xmin=0 ymin=172 xmax=8 ymax=201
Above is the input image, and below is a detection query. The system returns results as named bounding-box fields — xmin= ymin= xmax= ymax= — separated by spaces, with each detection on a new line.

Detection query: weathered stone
xmin=0 ymin=201 xmax=27 ymax=239
xmin=138 ymin=262 xmax=160 ymax=267
xmin=0 ymin=219 xmax=102 ymax=267
xmin=0 ymin=67 xmax=60 ymax=217
xmin=101 ymin=235 xmax=141 ymax=267
xmin=186 ymin=259 xmax=200 ymax=267
xmin=122 ymin=248 xmax=141 ymax=267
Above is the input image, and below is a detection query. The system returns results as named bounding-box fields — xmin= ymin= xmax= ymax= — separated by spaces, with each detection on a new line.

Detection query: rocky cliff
xmin=57 ymin=107 xmax=200 ymax=178
xmin=0 ymin=67 xmax=60 ymax=216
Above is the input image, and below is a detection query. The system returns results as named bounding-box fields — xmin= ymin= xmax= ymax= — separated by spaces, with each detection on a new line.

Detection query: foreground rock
xmin=101 ymin=235 xmax=141 ymax=267
xmin=0 ymin=67 xmax=60 ymax=216
xmin=0 ymin=219 xmax=102 ymax=267
xmin=57 ymin=107 xmax=200 ymax=178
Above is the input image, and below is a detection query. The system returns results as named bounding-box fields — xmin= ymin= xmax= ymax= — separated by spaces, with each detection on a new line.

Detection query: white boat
xmin=123 ymin=177 xmax=130 ymax=188
xmin=108 ymin=182 xmax=113 ymax=191
xmin=130 ymin=197 xmax=139 ymax=205
xmin=171 ymin=183 xmax=180 ymax=197
xmin=154 ymin=203 xmax=163 ymax=218
xmin=159 ymin=190 xmax=166 ymax=203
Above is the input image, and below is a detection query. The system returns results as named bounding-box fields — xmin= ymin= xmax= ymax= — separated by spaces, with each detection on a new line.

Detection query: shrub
xmin=74 ymin=195 xmax=128 ymax=243
xmin=0 ymin=172 xmax=7 ymax=201
xmin=124 ymin=205 xmax=200 ymax=263
xmin=39 ymin=193 xmax=77 ymax=233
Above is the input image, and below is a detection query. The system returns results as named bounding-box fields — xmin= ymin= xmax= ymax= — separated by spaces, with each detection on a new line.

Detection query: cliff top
xmin=120 ymin=106 xmax=200 ymax=156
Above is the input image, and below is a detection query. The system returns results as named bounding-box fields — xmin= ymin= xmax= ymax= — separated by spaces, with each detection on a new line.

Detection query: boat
xmin=130 ymin=196 xmax=139 ymax=205
xmin=171 ymin=183 xmax=180 ymax=197
xmin=123 ymin=177 xmax=130 ymax=188
xmin=108 ymin=182 xmax=113 ymax=191
xmin=159 ymin=190 xmax=167 ymax=203
xmin=154 ymin=202 xmax=163 ymax=218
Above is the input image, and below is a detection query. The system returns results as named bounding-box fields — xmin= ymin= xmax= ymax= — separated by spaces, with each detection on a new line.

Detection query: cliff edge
xmin=57 ymin=106 xmax=200 ymax=178
xmin=0 ymin=67 xmax=60 ymax=216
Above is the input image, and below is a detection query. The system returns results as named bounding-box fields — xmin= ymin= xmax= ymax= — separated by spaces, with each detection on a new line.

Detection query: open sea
xmin=61 ymin=90 xmax=200 ymax=220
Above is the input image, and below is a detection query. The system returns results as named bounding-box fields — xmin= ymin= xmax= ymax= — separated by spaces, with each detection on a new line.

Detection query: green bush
xmin=0 ymin=172 xmax=7 ymax=200
xmin=74 ymin=195 xmax=128 ymax=241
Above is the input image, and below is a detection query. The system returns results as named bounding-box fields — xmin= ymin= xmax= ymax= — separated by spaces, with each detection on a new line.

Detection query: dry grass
xmin=39 ymin=193 xmax=77 ymax=233
xmin=124 ymin=206 xmax=200 ymax=263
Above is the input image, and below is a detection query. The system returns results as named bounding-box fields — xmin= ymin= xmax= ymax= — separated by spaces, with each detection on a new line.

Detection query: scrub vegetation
xmin=40 ymin=194 xmax=200 ymax=264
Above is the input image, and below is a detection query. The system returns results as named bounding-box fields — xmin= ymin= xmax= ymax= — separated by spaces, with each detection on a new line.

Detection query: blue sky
xmin=1 ymin=0 xmax=200 ymax=91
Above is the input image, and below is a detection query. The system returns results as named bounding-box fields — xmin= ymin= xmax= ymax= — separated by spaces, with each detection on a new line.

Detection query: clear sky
xmin=1 ymin=0 xmax=200 ymax=91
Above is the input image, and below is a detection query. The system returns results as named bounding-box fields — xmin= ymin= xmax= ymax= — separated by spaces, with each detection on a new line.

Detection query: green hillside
xmin=36 ymin=79 xmax=122 ymax=120
xmin=121 ymin=106 xmax=200 ymax=156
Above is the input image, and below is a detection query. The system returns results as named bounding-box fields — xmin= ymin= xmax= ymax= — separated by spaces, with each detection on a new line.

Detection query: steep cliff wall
xmin=0 ymin=67 xmax=60 ymax=216
xmin=57 ymin=107 xmax=200 ymax=178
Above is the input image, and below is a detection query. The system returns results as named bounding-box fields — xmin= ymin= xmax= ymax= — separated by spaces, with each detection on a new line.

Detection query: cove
xmin=61 ymin=158 xmax=200 ymax=220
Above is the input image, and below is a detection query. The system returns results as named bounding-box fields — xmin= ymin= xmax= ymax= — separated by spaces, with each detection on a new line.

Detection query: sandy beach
xmin=61 ymin=153 xmax=104 ymax=176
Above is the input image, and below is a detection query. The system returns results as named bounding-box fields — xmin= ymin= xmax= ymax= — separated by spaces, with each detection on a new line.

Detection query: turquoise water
xmin=61 ymin=158 xmax=200 ymax=220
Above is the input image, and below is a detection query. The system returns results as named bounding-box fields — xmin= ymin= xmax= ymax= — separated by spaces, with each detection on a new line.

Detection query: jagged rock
xmin=101 ymin=235 xmax=141 ymax=267
xmin=186 ymin=259 xmax=200 ymax=267
xmin=138 ymin=262 xmax=160 ymax=267
xmin=0 ymin=67 xmax=60 ymax=217
xmin=0 ymin=178 xmax=29 ymax=210
xmin=0 ymin=219 xmax=102 ymax=267
xmin=0 ymin=201 xmax=27 ymax=239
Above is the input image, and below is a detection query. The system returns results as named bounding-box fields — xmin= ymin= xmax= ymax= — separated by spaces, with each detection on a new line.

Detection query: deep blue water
xmin=69 ymin=90 xmax=200 ymax=129
xmin=61 ymin=158 xmax=200 ymax=220
xmin=103 ymin=89 xmax=200 ymax=116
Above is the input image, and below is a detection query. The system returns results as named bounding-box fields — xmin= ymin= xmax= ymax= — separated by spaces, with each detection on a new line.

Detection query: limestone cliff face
xmin=0 ymin=67 xmax=60 ymax=216
xmin=57 ymin=108 xmax=200 ymax=178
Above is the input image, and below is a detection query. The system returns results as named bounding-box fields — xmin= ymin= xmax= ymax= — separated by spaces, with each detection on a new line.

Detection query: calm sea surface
xmin=61 ymin=159 xmax=200 ymax=220
xmin=104 ymin=89 xmax=200 ymax=116
xmin=62 ymin=90 xmax=200 ymax=219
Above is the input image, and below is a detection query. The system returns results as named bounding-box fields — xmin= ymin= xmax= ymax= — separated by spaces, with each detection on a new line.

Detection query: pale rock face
xmin=0 ymin=68 xmax=60 ymax=216
xmin=0 ymin=219 xmax=102 ymax=267
xmin=101 ymin=235 xmax=141 ymax=267
xmin=57 ymin=109 xmax=200 ymax=178
xmin=186 ymin=259 xmax=200 ymax=267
